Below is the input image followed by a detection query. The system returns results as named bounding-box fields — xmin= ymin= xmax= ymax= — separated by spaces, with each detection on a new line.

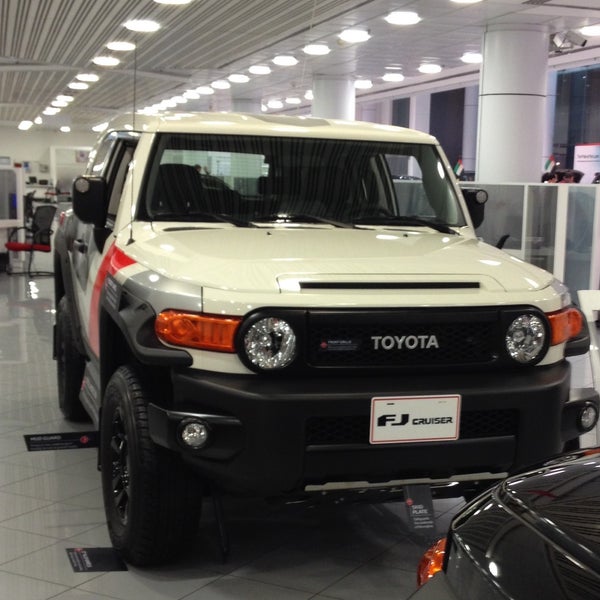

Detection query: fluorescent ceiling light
xmin=107 ymin=41 xmax=136 ymax=51
xmin=123 ymin=19 xmax=160 ymax=32
xmin=461 ymin=52 xmax=482 ymax=64
xmin=418 ymin=63 xmax=442 ymax=74
xmin=68 ymin=82 xmax=89 ymax=90
xmin=18 ymin=120 xmax=33 ymax=130
xmin=154 ymin=0 xmax=192 ymax=4
xmin=211 ymin=79 xmax=231 ymax=89
xmin=272 ymin=55 xmax=298 ymax=66
xmin=76 ymin=73 xmax=99 ymax=82
xmin=338 ymin=28 xmax=371 ymax=43
xmin=92 ymin=56 xmax=120 ymax=67
xmin=580 ymin=25 xmax=600 ymax=37
xmin=228 ymin=73 xmax=250 ymax=83
xmin=382 ymin=72 xmax=405 ymax=82
xmin=60 ymin=126 xmax=71 ymax=133
xmin=249 ymin=65 xmax=271 ymax=75
xmin=384 ymin=11 xmax=421 ymax=26
xmin=267 ymin=99 xmax=283 ymax=109
xmin=195 ymin=86 xmax=215 ymax=95
xmin=303 ymin=43 xmax=330 ymax=56
xmin=285 ymin=97 xmax=301 ymax=104
xmin=354 ymin=79 xmax=373 ymax=89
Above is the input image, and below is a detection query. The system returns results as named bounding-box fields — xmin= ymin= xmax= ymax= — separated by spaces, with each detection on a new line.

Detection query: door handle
xmin=73 ymin=239 xmax=87 ymax=254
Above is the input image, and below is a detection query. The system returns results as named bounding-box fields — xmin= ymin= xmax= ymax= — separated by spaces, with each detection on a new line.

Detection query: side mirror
xmin=462 ymin=188 xmax=488 ymax=229
xmin=72 ymin=176 xmax=108 ymax=228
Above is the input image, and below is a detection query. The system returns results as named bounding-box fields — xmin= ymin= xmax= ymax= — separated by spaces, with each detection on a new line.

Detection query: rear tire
xmin=101 ymin=365 xmax=203 ymax=566
xmin=56 ymin=296 xmax=87 ymax=421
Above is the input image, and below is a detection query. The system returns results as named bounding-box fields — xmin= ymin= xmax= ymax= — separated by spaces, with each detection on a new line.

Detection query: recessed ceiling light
xmin=267 ymin=99 xmax=283 ymax=109
xmin=272 ymin=55 xmax=298 ymax=66
xmin=450 ymin=0 xmax=482 ymax=3
xmin=304 ymin=90 xmax=313 ymax=100
xmin=51 ymin=100 xmax=69 ymax=107
xmin=76 ymin=73 xmax=99 ymax=82
xmin=418 ymin=63 xmax=442 ymax=74
xmin=382 ymin=72 xmax=405 ymax=82
xmin=285 ymin=97 xmax=302 ymax=104
xmin=171 ymin=96 xmax=187 ymax=104
xmin=195 ymin=86 xmax=215 ymax=95
xmin=60 ymin=126 xmax=71 ymax=133
xmin=355 ymin=79 xmax=373 ymax=89
xmin=303 ymin=43 xmax=330 ymax=56
xmin=461 ymin=52 xmax=482 ymax=64
xmin=18 ymin=120 xmax=33 ymax=130
xmin=43 ymin=107 xmax=60 ymax=115
xmin=56 ymin=95 xmax=74 ymax=102
xmin=211 ymin=79 xmax=231 ymax=89
xmin=338 ymin=28 xmax=371 ymax=43
xmin=249 ymin=65 xmax=271 ymax=75
xmin=384 ymin=11 xmax=421 ymax=26
xmin=154 ymin=0 xmax=192 ymax=4
xmin=106 ymin=41 xmax=136 ymax=51
xmin=92 ymin=122 xmax=109 ymax=132
xmin=580 ymin=25 xmax=600 ymax=37
xmin=123 ymin=19 xmax=160 ymax=32
xmin=34 ymin=116 xmax=43 ymax=125
xmin=68 ymin=82 xmax=89 ymax=90
xmin=228 ymin=73 xmax=250 ymax=83
xmin=183 ymin=90 xmax=200 ymax=99
xmin=92 ymin=56 xmax=120 ymax=67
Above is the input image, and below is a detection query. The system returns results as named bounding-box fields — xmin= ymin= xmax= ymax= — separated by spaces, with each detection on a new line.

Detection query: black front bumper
xmin=147 ymin=361 xmax=598 ymax=497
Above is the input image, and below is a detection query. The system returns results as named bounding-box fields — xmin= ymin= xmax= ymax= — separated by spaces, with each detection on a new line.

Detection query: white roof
xmin=106 ymin=112 xmax=438 ymax=144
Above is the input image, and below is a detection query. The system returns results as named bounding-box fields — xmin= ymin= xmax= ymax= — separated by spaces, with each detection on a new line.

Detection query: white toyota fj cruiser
xmin=53 ymin=112 xmax=598 ymax=565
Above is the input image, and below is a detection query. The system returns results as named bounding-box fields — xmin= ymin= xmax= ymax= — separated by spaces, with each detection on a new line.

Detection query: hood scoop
xmin=299 ymin=281 xmax=480 ymax=290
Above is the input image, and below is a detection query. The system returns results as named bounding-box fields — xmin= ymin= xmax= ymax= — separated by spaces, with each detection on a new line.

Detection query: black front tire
xmin=101 ymin=365 xmax=203 ymax=566
xmin=56 ymin=296 xmax=87 ymax=421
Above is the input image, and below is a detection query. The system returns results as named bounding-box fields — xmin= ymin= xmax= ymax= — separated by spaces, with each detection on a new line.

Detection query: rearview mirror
xmin=462 ymin=188 xmax=488 ymax=229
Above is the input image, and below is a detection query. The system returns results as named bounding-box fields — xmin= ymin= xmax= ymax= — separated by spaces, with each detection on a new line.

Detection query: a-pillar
xmin=476 ymin=24 xmax=549 ymax=182
xmin=311 ymin=75 xmax=355 ymax=120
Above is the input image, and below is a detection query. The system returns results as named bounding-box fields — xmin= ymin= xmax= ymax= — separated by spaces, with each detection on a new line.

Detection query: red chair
xmin=5 ymin=204 xmax=57 ymax=276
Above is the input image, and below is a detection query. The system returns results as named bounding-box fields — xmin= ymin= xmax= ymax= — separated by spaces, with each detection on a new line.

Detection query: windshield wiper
xmin=352 ymin=215 xmax=457 ymax=235
xmin=150 ymin=212 xmax=254 ymax=227
xmin=251 ymin=213 xmax=353 ymax=228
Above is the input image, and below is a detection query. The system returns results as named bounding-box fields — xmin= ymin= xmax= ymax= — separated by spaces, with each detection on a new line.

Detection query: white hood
xmin=125 ymin=225 xmax=553 ymax=294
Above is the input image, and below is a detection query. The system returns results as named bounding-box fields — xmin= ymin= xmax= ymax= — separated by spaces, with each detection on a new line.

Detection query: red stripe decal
xmin=88 ymin=244 xmax=136 ymax=357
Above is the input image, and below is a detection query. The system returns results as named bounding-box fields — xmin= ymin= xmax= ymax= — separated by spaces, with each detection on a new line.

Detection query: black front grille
xmin=307 ymin=309 xmax=500 ymax=368
xmin=305 ymin=410 xmax=518 ymax=446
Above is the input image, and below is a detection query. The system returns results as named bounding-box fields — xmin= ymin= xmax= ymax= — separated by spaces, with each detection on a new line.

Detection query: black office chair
xmin=5 ymin=204 xmax=58 ymax=276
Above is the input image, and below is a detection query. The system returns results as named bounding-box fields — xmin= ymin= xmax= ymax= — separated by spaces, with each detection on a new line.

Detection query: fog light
xmin=178 ymin=419 xmax=210 ymax=449
xmin=578 ymin=404 xmax=599 ymax=432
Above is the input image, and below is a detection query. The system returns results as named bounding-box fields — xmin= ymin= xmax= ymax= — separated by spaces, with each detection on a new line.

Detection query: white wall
xmin=0 ymin=127 xmax=97 ymax=183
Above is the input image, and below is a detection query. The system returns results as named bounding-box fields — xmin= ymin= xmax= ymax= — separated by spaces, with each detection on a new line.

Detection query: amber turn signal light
xmin=155 ymin=310 xmax=242 ymax=352
xmin=547 ymin=307 xmax=583 ymax=346
xmin=416 ymin=537 xmax=447 ymax=587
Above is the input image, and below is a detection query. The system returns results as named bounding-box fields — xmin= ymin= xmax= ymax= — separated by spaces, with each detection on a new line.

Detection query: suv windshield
xmin=142 ymin=133 xmax=466 ymax=229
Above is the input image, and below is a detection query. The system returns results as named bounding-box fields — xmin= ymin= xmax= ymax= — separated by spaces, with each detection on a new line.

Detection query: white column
xmin=312 ymin=75 xmax=355 ymax=120
xmin=232 ymin=97 xmax=262 ymax=114
xmin=476 ymin=24 xmax=548 ymax=182
xmin=410 ymin=93 xmax=430 ymax=133
xmin=462 ymin=85 xmax=479 ymax=175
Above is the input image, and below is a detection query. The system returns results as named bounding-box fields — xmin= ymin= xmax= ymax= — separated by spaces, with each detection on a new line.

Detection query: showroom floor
xmin=0 ymin=268 xmax=596 ymax=600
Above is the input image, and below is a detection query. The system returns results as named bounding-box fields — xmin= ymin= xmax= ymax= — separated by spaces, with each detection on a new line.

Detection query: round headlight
xmin=243 ymin=317 xmax=297 ymax=370
xmin=505 ymin=314 xmax=546 ymax=364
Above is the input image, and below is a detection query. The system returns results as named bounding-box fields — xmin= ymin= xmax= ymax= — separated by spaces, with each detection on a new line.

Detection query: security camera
xmin=565 ymin=30 xmax=588 ymax=47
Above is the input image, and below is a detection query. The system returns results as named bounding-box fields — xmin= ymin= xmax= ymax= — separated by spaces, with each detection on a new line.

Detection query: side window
xmin=86 ymin=132 xmax=118 ymax=176
xmin=105 ymin=145 xmax=135 ymax=230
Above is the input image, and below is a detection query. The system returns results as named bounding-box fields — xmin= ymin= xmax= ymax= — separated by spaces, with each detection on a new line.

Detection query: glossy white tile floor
xmin=0 ymin=271 xmax=596 ymax=600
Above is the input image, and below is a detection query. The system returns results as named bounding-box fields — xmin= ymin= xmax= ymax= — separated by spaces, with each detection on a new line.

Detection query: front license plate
xmin=369 ymin=394 xmax=461 ymax=444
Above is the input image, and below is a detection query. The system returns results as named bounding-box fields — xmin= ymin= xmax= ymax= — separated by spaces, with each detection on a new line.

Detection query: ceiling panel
xmin=0 ymin=0 xmax=599 ymax=131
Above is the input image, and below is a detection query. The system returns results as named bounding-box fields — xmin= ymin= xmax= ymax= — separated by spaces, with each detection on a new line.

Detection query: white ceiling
xmin=1 ymin=0 xmax=599 ymax=131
